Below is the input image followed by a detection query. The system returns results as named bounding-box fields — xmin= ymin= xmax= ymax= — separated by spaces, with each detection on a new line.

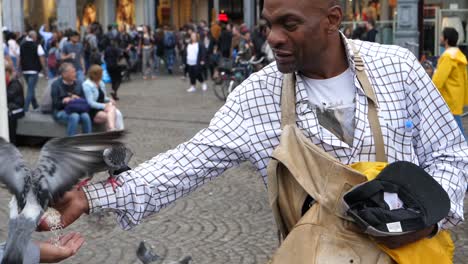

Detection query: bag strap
xmin=280 ymin=73 xmax=297 ymax=129
xmin=279 ymin=41 xmax=387 ymax=162
xmin=349 ymin=40 xmax=387 ymax=162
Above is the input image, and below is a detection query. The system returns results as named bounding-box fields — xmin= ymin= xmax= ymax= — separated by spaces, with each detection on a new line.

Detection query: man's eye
xmin=284 ymin=22 xmax=298 ymax=31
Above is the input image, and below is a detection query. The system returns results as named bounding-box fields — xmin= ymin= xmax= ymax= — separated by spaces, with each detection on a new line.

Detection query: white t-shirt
xmin=186 ymin=43 xmax=199 ymax=66
xmin=303 ymin=68 xmax=356 ymax=146
xmin=7 ymin=39 xmax=20 ymax=58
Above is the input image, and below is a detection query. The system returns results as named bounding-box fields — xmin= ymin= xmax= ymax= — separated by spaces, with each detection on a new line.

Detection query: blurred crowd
xmin=3 ymin=19 xmax=274 ymax=143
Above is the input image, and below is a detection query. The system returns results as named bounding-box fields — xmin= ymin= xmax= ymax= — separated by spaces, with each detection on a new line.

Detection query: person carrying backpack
xmin=163 ymin=25 xmax=176 ymax=74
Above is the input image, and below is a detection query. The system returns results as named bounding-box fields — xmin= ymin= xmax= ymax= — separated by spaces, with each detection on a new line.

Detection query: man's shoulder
xmin=351 ymin=39 xmax=413 ymax=62
xmin=51 ymin=78 xmax=63 ymax=91
xmin=234 ymin=62 xmax=283 ymax=102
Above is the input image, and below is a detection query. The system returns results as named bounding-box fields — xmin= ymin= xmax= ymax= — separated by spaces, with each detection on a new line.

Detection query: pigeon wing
xmin=0 ymin=138 xmax=30 ymax=204
xmin=35 ymin=131 xmax=126 ymax=201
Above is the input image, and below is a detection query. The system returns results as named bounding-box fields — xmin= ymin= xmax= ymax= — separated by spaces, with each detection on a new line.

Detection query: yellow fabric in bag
xmin=350 ymin=162 xmax=455 ymax=264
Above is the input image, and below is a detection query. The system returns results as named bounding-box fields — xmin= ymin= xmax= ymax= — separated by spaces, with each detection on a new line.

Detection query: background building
xmin=2 ymin=0 xmax=262 ymax=32
xmin=2 ymin=0 xmax=157 ymax=32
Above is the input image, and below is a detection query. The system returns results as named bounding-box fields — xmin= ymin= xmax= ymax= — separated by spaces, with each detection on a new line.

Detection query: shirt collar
xmin=293 ymin=32 xmax=362 ymax=112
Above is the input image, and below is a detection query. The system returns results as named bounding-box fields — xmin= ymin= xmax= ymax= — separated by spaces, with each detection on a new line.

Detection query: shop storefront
xmin=339 ymin=0 xmax=398 ymax=45
xmin=423 ymin=0 xmax=468 ymax=57
xmin=23 ymin=0 xmax=57 ymax=31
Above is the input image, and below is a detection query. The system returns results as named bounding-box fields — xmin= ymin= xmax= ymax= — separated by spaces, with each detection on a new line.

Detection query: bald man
xmin=44 ymin=0 xmax=467 ymax=256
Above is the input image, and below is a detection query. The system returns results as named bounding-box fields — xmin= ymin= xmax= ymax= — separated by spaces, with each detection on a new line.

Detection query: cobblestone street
xmin=0 ymin=75 xmax=466 ymax=263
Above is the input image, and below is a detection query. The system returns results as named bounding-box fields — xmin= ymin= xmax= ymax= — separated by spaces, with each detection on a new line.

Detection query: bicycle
xmin=213 ymin=55 xmax=265 ymax=101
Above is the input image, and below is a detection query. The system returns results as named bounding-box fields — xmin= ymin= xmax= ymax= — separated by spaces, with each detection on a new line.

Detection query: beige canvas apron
xmin=266 ymin=42 xmax=395 ymax=264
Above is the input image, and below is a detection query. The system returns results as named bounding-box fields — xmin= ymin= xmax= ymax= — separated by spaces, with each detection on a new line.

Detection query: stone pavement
xmin=0 ymin=75 xmax=466 ymax=264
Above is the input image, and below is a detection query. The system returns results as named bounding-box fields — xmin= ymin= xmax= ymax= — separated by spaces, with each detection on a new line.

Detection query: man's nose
xmin=267 ymin=27 xmax=287 ymax=49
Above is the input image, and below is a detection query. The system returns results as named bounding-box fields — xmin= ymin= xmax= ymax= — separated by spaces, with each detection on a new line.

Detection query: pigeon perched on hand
xmin=103 ymin=144 xmax=133 ymax=191
xmin=0 ymin=131 xmax=126 ymax=264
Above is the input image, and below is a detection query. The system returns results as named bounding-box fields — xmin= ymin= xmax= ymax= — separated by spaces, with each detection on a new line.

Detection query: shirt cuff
xmin=83 ymin=181 xmax=117 ymax=214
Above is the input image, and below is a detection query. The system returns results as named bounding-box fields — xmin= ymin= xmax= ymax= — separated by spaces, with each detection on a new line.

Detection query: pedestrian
xmin=365 ymin=19 xmax=378 ymax=42
xmin=59 ymin=29 xmax=71 ymax=51
xmin=51 ymin=63 xmax=92 ymax=136
xmin=186 ymin=32 xmax=207 ymax=93
xmin=46 ymin=39 xmax=61 ymax=81
xmin=6 ymin=31 xmax=20 ymax=72
xmin=40 ymin=1 xmax=468 ymax=262
xmin=19 ymin=30 xmax=46 ymax=112
xmin=104 ymin=39 xmax=124 ymax=100
xmin=140 ymin=25 xmax=156 ymax=80
xmin=5 ymin=64 xmax=24 ymax=145
xmin=210 ymin=21 xmax=222 ymax=42
xmin=154 ymin=28 xmax=166 ymax=77
xmin=432 ymin=27 xmax=468 ymax=139
xmin=200 ymin=31 xmax=214 ymax=80
xmin=39 ymin=24 xmax=53 ymax=51
xmin=61 ymin=31 xmax=86 ymax=84
xmin=239 ymin=30 xmax=254 ymax=61
xmin=230 ymin=25 xmax=242 ymax=57
xmin=181 ymin=26 xmax=194 ymax=80
xmin=163 ymin=25 xmax=177 ymax=75
xmin=218 ymin=23 xmax=233 ymax=58
xmin=84 ymin=25 xmax=98 ymax=71
xmin=83 ymin=65 xmax=124 ymax=131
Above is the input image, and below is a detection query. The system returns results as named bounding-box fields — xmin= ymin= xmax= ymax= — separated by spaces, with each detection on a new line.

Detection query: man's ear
xmin=327 ymin=5 xmax=343 ymax=34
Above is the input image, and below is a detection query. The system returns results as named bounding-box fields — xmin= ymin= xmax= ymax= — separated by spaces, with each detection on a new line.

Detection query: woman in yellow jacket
xmin=432 ymin=27 xmax=468 ymax=139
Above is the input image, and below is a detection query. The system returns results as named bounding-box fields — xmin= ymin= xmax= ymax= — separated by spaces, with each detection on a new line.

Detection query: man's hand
xmin=62 ymin=97 xmax=72 ymax=104
xmin=38 ymin=189 xmax=89 ymax=231
xmin=38 ymin=232 xmax=85 ymax=263
xmin=372 ymin=225 xmax=436 ymax=249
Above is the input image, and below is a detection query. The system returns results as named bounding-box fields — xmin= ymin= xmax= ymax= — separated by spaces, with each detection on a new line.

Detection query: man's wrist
xmin=83 ymin=181 xmax=117 ymax=214
xmin=78 ymin=189 xmax=90 ymax=215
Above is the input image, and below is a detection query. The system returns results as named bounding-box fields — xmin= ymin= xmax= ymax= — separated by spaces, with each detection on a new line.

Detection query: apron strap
xmin=280 ymin=73 xmax=297 ymax=128
xmin=349 ymin=40 xmax=387 ymax=162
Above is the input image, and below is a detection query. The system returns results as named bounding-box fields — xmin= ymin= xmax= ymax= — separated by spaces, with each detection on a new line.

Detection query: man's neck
xmin=445 ymin=43 xmax=456 ymax=50
xmin=300 ymin=34 xmax=349 ymax=79
xmin=62 ymin=79 xmax=74 ymax=85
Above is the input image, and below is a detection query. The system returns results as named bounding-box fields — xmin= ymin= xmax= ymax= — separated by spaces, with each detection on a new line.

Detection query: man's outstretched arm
xmin=43 ymin=89 xmax=252 ymax=230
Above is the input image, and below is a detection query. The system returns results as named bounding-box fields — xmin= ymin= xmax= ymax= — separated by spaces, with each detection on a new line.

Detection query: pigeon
xmin=166 ymin=256 xmax=192 ymax=264
xmin=136 ymin=241 xmax=192 ymax=264
xmin=0 ymin=131 xmax=126 ymax=264
xmin=136 ymin=241 xmax=160 ymax=264
xmin=103 ymin=144 xmax=133 ymax=191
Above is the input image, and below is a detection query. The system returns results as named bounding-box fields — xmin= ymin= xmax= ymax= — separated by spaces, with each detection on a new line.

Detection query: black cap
xmin=343 ymin=161 xmax=450 ymax=236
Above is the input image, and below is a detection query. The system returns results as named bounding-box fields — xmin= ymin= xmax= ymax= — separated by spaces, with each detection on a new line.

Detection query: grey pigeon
xmin=0 ymin=131 xmax=126 ymax=264
xmin=136 ymin=241 xmax=160 ymax=264
xmin=103 ymin=145 xmax=133 ymax=190
xmin=166 ymin=256 xmax=192 ymax=264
